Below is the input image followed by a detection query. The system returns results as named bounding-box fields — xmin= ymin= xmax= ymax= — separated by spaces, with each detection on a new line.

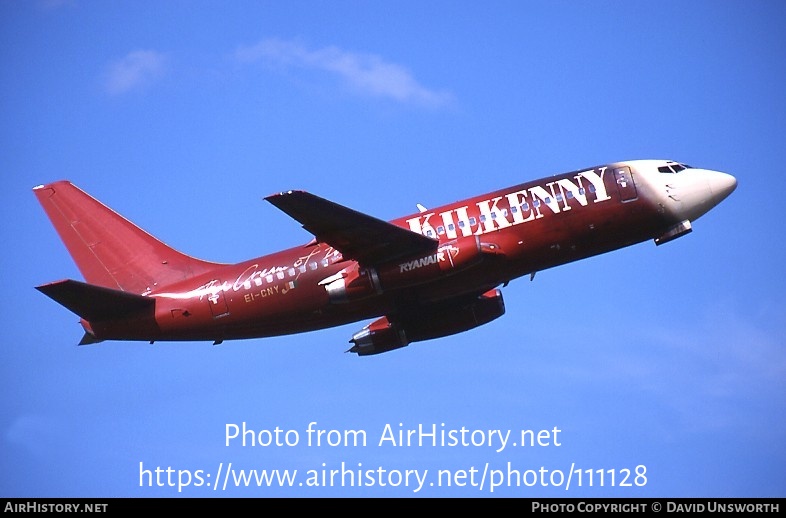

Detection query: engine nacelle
xmin=404 ymin=288 xmax=505 ymax=343
xmin=320 ymin=263 xmax=382 ymax=303
xmin=347 ymin=289 xmax=506 ymax=356
xmin=377 ymin=235 xmax=501 ymax=289
xmin=347 ymin=316 xmax=409 ymax=356
xmin=321 ymin=235 xmax=502 ymax=303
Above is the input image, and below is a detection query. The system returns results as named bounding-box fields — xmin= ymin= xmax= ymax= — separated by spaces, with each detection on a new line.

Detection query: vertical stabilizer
xmin=34 ymin=181 xmax=223 ymax=294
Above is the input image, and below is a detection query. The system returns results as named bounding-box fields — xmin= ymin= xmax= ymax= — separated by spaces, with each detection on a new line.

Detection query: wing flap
xmin=265 ymin=190 xmax=437 ymax=265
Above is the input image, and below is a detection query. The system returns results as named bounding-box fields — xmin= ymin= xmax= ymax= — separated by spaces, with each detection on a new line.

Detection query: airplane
xmin=34 ymin=159 xmax=736 ymax=356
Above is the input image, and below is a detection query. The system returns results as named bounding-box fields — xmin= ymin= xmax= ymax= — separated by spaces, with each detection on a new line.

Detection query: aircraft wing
xmin=265 ymin=190 xmax=438 ymax=265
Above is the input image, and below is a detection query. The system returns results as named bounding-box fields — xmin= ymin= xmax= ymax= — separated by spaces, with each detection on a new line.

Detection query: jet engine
xmin=321 ymin=235 xmax=502 ymax=303
xmin=347 ymin=289 xmax=506 ymax=356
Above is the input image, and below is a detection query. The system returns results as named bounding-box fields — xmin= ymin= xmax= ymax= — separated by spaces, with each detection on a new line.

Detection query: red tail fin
xmin=34 ymin=181 xmax=222 ymax=294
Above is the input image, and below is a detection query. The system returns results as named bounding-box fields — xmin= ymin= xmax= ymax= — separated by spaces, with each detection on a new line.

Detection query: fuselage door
xmin=207 ymin=282 xmax=230 ymax=318
xmin=614 ymin=166 xmax=638 ymax=202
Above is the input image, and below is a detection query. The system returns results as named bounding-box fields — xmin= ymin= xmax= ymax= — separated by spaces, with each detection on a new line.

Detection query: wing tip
xmin=265 ymin=189 xmax=305 ymax=200
xmin=78 ymin=332 xmax=103 ymax=346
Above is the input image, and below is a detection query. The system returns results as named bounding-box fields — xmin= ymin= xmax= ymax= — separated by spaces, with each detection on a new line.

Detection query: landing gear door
xmin=613 ymin=166 xmax=638 ymax=202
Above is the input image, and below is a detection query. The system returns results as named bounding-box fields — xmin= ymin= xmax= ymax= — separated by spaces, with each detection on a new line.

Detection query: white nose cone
xmin=673 ymin=168 xmax=737 ymax=221
xmin=707 ymin=170 xmax=737 ymax=206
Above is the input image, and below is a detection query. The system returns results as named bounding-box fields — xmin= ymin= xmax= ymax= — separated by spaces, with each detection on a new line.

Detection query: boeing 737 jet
xmin=34 ymin=160 xmax=736 ymax=355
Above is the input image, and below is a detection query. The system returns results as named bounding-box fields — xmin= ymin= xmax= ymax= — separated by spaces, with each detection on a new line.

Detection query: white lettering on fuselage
xmin=170 ymin=247 xmax=341 ymax=302
xmin=162 ymin=168 xmax=613 ymax=305
xmin=399 ymin=252 xmax=445 ymax=273
xmin=405 ymin=167 xmax=611 ymax=237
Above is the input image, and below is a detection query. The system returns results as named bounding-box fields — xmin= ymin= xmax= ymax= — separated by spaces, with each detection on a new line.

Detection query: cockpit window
xmin=658 ymin=163 xmax=692 ymax=174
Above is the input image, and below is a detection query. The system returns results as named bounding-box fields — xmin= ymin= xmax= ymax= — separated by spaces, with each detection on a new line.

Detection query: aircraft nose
xmin=666 ymin=167 xmax=737 ymax=222
xmin=707 ymin=170 xmax=737 ymax=206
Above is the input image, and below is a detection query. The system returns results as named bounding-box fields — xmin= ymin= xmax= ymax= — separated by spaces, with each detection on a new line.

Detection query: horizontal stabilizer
xmin=265 ymin=190 xmax=438 ymax=265
xmin=36 ymin=279 xmax=154 ymax=321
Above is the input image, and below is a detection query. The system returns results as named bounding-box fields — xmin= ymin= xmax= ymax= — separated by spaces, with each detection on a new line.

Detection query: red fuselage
xmin=35 ymin=160 xmax=736 ymax=354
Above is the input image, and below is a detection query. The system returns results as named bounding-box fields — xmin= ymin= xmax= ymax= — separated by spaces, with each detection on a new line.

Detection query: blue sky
xmin=1 ymin=0 xmax=785 ymax=497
